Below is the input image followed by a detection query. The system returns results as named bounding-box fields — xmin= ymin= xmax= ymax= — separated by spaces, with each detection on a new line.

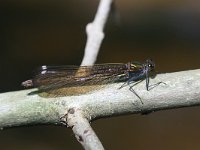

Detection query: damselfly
xmin=22 ymin=59 xmax=156 ymax=101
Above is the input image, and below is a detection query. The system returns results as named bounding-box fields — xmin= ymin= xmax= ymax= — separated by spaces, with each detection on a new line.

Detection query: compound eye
xmin=148 ymin=64 xmax=152 ymax=68
xmin=148 ymin=64 xmax=151 ymax=67
xmin=145 ymin=59 xmax=155 ymax=70
xmin=148 ymin=64 xmax=154 ymax=70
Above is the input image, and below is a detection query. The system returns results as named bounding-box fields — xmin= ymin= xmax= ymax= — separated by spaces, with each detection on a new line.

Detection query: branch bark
xmin=81 ymin=0 xmax=113 ymax=66
xmin=1 ymin=69 xmax=200 ymax=148
xmin=66 ymin=108 xmax=104 ymax=150
xmin=1 ymin=69 xmax=200 ymax=127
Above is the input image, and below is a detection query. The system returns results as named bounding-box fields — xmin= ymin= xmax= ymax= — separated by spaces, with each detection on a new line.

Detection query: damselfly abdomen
xmin=22 ymin=59 xmax=155 ymax=97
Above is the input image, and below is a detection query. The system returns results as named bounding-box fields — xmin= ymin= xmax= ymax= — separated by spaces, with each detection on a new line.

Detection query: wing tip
xmin=21 ymin=79 xmax=33 ymax=88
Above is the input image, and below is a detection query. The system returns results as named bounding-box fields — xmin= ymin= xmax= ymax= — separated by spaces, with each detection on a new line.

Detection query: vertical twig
xmin=81 ymin=0 xmax=113 ymax=66
xmin=76 ymin=0 xmax=113 ymax=149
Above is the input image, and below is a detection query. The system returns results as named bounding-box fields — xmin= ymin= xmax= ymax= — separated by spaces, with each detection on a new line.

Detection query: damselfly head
xmin=145 ymin=59 xmax=155 ymax=71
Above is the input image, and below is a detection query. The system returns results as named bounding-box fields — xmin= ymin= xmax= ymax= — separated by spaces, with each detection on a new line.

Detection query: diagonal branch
xmin=66 ymin=108 xmax=104 ymax=150
xmin=1 ymin=69 xmax=200 ymax=148
xmin=1 ymin=69 xmax=200 ymax=127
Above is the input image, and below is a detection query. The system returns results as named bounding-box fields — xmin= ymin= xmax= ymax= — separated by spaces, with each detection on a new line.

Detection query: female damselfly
xmin=22 ymin=59 xmax=156 ymax=102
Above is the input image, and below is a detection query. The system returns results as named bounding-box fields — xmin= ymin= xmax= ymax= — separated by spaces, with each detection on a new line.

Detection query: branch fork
xmin=2 ymin=0 xmax=200 ymax=150
xmin=61 ymin=107 xmax=104 ymax=150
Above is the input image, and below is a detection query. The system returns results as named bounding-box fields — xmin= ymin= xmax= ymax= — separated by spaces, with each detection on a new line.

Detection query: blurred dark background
xmin=0 ymin=0 xmax=200 ymax=149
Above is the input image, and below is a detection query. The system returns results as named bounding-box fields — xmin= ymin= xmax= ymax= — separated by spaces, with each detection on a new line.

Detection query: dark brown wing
xmin=33 ymin=64 xmax=128 ymax=92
